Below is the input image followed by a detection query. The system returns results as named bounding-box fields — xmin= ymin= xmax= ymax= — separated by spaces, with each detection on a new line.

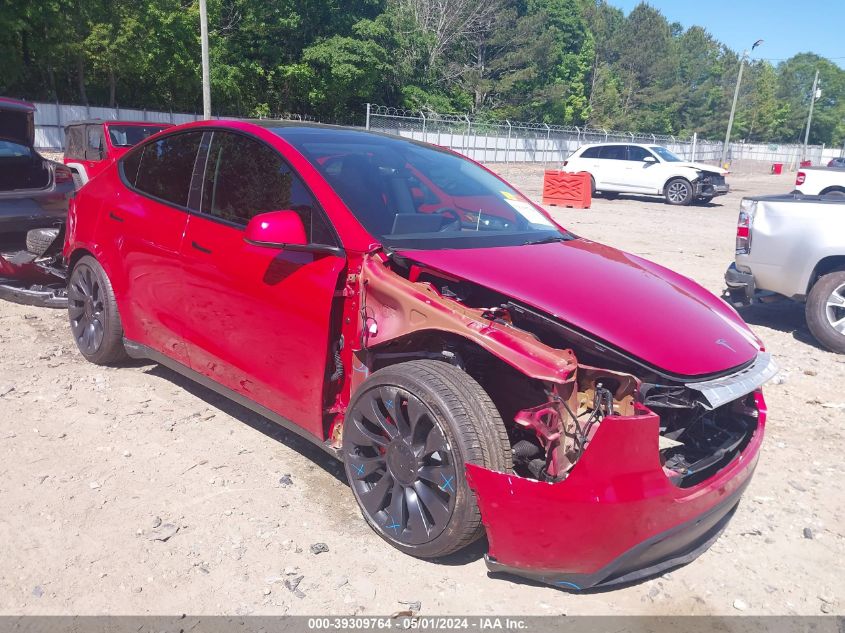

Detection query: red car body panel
xmin=402 ymin=240 xmax=759 ymax=377
xmin=179 ymin=214 xmax=346 ymax=436
xmin=467 ymin=391 xmax=766 ymax=587
xmin=62 ymin=119 xmax=772 ymax=589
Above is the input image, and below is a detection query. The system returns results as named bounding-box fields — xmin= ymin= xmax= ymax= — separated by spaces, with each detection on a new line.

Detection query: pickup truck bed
xmin=725 ymin=193 xmax=845 ymax=353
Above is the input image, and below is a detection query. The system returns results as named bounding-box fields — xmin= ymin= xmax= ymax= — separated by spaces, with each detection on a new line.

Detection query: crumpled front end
xmin=353 ymin=252 xmax=772 ymax=589
xmin=467 ymin=391 xmax=766 ymax=590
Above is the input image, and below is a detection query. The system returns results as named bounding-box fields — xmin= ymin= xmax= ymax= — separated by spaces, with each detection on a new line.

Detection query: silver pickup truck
xmin=724 ymin=194 xmax=845 ymax=353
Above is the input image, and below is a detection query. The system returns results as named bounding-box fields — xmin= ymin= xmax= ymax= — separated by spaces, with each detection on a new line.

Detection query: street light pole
xmin=721 ymin=49 xmax=748 ymax=168
xmin=802 ymin=69 xmax=820 ymax=162
xmin=199 ymin=0 xmax=211 ymax=120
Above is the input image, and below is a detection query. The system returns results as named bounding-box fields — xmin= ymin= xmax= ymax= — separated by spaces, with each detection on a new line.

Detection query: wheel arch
xmin=661 ymin=173 xmax=695 ymax=193
xmin=64 ymin=162 xmax=89 ymax=183
xmin=364 ymin=330 xmax=550 ymax=430
xmin=808 ymin=255 xmax=845 ymax=294
xmin=819 ymin=186 xmax=845 ymax=195
xmin=67 ymin=247 xmax=96 ymax=272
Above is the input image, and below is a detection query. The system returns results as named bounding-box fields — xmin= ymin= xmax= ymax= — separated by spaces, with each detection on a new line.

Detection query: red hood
xmin=399 ymin=239 xmax=760 ymax=378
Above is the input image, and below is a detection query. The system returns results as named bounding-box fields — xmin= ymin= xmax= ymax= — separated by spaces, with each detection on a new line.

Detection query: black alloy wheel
xmin=69 ymin=261 xmax=106 ymax=355
xmin=67 ymin=255 xmax=127 ymax=364
xmin=342 ymin=360 xmax=511 ymax=558
xmin=344 ymin=384 xmax=458 ymax=546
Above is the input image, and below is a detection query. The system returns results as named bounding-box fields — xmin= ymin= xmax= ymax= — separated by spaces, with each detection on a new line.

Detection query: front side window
xmin=132 ymin=132 xmax=202 ymax=207
xmin=273 ymin=128 xmax=567 ymax=251
xmin=650 ymin=146 xmax=682 ymax=162
xmin=201 ymin=131 xmax=335 ymax=245
xmin=627 ymin=146 xmax=654 ymax=162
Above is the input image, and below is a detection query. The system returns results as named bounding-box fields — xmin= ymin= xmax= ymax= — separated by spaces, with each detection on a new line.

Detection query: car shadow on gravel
xmin=595 ymin=194 xmax=723 ymax=208
xmin=143 ymin=362 xmax=493 ymax=566
xmin=736 ymin=301 xmax=826 ymax=349
xmin=144 ymin=364 xmax=347 ymax=485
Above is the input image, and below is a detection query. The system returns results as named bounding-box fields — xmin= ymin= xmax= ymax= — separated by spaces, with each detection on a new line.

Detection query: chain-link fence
xmin=32 ymin=99 xmax=836 ymax=170
xmin=366 ymin=104 xmax=834 ymax=168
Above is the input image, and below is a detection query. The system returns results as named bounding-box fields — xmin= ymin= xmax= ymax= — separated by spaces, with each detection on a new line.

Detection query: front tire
xmin=342 ymin=360 xmax=510 ymax=558
xmin=665 ymin=178 xmax=693 ymax=206
xmin=806 ymin=270 xmax=845 ymax=353
xmin=67 ymin=255 xmax=128 ymax=364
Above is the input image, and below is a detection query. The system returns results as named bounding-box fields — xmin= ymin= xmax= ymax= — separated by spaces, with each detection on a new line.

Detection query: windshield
xmin=273 ymin=127 xmax=567 ymax=250
xmin=108 ymin=125 xmax=169 ymax=147
xmin=650 ymin=146 xmax=682 ymax=162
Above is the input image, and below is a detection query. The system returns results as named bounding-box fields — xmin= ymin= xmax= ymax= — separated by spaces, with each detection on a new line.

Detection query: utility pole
xmin=802 ymin=69 xmax=820 ymax=162
xmin=721 ymin=50 xmax=748 ymax=168
xmin=199 ymin=0 xmax=211 ymax=120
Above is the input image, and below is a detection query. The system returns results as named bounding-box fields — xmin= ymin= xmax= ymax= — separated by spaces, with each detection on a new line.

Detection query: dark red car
xmin=63 ymin=120 xmax=776 ymax=589
xmin=63 ymin=119 xmax=173 ymax=188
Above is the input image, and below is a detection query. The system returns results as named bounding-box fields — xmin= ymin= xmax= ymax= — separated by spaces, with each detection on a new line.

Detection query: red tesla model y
xmin=63 ymin=120 xmax=776 ymax=589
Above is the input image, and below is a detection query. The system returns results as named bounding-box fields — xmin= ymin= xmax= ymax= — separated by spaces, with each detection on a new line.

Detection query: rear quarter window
xmin=64 ymin=126 xmax=85 ymax=160
xmin=579 ymin=146 xmax=601 ymax=159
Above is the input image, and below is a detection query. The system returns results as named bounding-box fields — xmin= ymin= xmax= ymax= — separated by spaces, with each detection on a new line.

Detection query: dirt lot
xmin=0 ymin=166 xmax=842 ymax=616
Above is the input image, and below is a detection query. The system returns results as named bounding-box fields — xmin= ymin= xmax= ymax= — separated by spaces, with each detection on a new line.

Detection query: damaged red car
xmin=64 ymin=121 xmax=777 ymax=589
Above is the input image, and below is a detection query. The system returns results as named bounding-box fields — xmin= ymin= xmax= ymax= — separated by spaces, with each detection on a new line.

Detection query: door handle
xmin=108 ymin=211 xmax=124 ymax=222
xmin=191 ymin=241 xmax=212 ymax=254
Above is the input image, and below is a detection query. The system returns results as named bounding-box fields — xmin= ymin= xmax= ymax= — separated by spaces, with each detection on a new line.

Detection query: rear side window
xmin=201 ymin=131 xmax=336 ymax=245
xmin=133 ymin=132 xmax=202 ymax=207
xmin=598 ymin=145 xmax=626 ymax=160
xmin=580 ymin=147 xmax=601 ymax=159
xmin=65 ymin=126 xmax=85 ymax=159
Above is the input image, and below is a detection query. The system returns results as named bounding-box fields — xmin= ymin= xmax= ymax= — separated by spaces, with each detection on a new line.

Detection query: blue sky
xmin=606 ymin=1 xmax=843 ymax=67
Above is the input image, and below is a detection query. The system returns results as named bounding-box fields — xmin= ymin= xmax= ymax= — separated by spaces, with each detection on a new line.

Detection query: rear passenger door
xmin=594 ymin=145 xmax=628 ymax=191
xmin=179 ymin=130 xmax=345 ymax=438
xmin=106 ymin=131 xmax=203 ymax=365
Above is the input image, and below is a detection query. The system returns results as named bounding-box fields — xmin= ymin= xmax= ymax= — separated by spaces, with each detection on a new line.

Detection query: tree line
xmin=2 ymin=0 xmax=843 ymax=145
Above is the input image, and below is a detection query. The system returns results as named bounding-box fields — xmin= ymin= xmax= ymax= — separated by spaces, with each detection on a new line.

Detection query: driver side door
xmin=179 ymin=130 xmax=345 ymax=438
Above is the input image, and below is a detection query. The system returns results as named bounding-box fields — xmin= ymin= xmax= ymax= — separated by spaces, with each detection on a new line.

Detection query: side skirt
xmin=123 ymin=338 xmax=342 ymax=459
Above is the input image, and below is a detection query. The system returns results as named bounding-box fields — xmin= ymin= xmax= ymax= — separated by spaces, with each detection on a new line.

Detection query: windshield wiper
xmin=521 ymin=235 xmax=569 ymax=246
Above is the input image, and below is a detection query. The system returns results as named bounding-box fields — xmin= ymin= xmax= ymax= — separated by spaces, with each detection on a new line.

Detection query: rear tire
xmin=665 ymin=178 xmax=693 ymax=206
xmin=71 ymin=171 xmax=84 ymax=190
xmin=67 ymin=255 xmax=128 ymax=364
xmin=806 ymin=270 xmax=845 ymax=353
xmin=342 ymin=360 xmax=510 ymax=558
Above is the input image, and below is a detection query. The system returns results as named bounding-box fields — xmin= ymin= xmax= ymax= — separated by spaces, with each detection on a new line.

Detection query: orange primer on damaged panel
xmin=356 ymin=255 xmax=577 ymax=388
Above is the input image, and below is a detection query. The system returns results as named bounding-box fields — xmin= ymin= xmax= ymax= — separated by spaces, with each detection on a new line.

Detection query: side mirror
xmin=244 ymin=210 xmax=345 ymax=257
xmin=643 ymin=156 xmax=657 ymax=164
xmin=244 ymin=210 xmax=307 ymax=248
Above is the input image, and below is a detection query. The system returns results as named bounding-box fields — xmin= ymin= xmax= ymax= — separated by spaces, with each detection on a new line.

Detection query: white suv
xmin=563 ymin=143 xmax=729 ymax=206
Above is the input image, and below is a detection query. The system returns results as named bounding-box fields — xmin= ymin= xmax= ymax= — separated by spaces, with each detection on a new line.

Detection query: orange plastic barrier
xmin=542 ymin=170 xmax=591 ymax=209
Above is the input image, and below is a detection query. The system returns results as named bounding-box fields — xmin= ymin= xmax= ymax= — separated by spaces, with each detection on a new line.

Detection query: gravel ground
xmin=0 ymin=165 xmax=842 ymax=616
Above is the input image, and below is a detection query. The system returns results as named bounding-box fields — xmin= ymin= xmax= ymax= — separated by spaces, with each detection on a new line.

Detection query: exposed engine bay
xmin=355 ymin=252 xmax=769 ymax=488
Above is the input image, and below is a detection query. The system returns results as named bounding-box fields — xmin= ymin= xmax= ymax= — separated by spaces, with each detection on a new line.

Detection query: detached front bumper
xmin=466 ymin=392 xmax=766 ymax=590
xmin=695 ymin=181 xmax=729 ymax=198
